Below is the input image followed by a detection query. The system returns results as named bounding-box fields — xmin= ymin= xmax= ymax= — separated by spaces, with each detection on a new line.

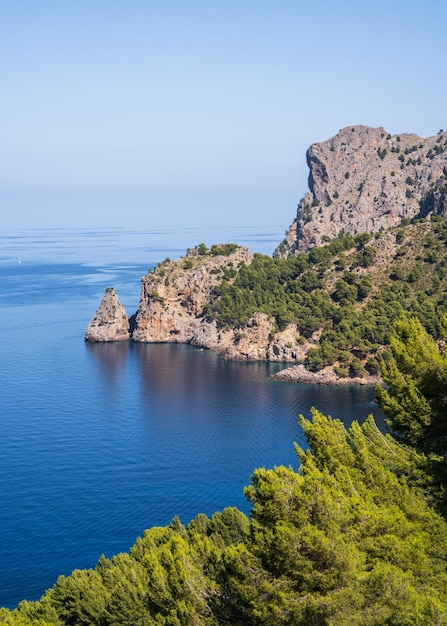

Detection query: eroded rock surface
xmin=275 ymin=125 xmax=447 ymax=256
xmin=129 ymin=246 xmax=310 ymax=362
xmin=131 ymin=246 xmax=253 ymax=344
xmin=85 ymin=288 xmax=130 ymax=342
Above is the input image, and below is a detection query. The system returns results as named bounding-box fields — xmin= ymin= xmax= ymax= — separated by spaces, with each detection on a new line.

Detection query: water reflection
xmin=84 ymin=342 xmax=132 ymax=412
xmin=85 ymin=341 xmax=130 ymax=385
xmin=85 ymin=341 xmax=385 ymax=441
xmin=131 ymin=343 xmax=287 ymax=428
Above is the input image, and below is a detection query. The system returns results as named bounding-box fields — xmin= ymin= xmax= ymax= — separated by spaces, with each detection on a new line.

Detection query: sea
xmin=0 ymin=225 xmax=385 ymax=609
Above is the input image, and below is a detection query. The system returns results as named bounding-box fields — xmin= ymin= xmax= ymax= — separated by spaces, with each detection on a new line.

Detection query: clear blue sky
xmin=1 ymin=0 xmax=446 ymax=229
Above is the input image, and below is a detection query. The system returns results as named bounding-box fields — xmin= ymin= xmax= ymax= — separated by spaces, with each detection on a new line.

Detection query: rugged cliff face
xmin=85 ymin=245 xmax=316 ymax=363
xmin=131 ymin=245 xmax=253 ymax=345
xmin=84 ymin=288 xmax=130 ymax=341
xmin=275 ymin=125 xmax=447 ymax=256
xmin=130 ymin=245 xmax=306 ymax=361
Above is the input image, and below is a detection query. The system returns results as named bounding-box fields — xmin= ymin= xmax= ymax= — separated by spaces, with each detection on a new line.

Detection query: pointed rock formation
xmin=85 ymin=288 xmax=130 ymax=342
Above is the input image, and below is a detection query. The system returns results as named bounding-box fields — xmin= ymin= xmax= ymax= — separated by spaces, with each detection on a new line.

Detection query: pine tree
xmin=226 ymin=410 xmax=447 ymax=624
xmin=376 ymin=315 xmax=447 ymax=452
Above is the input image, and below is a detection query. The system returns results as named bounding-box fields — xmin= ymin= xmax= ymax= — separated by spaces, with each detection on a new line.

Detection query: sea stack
xmin=84 ymin=288 xmax=130 ymax=342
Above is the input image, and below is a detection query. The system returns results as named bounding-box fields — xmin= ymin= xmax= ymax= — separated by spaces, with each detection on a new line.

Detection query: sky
xmin=1 ymin=0 xmax=446 ymax=230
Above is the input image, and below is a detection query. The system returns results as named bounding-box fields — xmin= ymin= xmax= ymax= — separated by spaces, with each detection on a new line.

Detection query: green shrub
xmin=349 ymin=358 xmax=366 ymax=377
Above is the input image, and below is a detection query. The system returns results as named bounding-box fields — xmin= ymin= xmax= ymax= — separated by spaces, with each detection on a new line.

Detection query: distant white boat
xmin=18 ymin=257 xmax=22 ymax=264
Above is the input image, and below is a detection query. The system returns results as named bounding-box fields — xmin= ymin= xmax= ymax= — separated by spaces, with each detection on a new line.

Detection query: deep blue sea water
xmin=0 ymin=226 xmax=385 ymax=609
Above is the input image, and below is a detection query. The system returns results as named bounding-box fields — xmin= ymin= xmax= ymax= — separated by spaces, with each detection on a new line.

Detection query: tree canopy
xmin=5 ymin=406 xmax=447 ymax=624
xmin=376 ymin=314 xmax=447 ymax=452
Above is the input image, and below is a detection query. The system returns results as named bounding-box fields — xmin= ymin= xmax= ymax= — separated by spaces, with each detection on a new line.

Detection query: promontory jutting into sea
xmin=86 ymin=125 xmax=447 ymax=388
xmin=2 ymin=124 xmax=447 ymax=622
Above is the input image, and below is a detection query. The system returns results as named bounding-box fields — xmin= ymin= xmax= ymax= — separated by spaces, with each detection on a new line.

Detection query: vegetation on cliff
xmin=204 ymin=216 xmax=447 ymax=377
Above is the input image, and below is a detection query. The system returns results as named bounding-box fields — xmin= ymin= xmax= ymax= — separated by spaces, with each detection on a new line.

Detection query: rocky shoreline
xmin=85 ymin=245 xmax=318 ymax=365
xmin=271 ymin=364 xmax=380 ymax=386
xmin=83 ymin=241 xmax=385 ymax=387
xmin=84 ymin=281 xmax=381 ymax=386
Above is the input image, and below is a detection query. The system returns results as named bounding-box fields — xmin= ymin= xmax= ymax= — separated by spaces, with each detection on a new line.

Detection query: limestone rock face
xmin=85 ymin=288 xmax=130 ymax=342
xmin=221 ymin=313 xmax=274 ymax=361
xmin=275 ymin=125 xmax=447 ymax=256
xmin=131 ymin=246 xmax=254 ymax=344
xmin=130 ymin=246 xmax=309 ymax=362
xmin=84 ymin=245 xmax=318 ymax=362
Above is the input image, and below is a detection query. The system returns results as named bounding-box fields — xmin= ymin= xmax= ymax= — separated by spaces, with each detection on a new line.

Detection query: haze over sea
xmin=0 ymin=226 xmax=384 ymax=609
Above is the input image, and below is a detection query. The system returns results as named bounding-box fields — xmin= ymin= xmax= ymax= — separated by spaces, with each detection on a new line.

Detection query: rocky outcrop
xmin=129 ymin=245 xmax=309 ymax=361
xmin=85 ymin=288 xmax=130 ymax=342
xmin=131 ymin=246 xmax=254 ymax=344
xmin=85 ymin=246 xmax=311 ymax=360
xmin=275 ymin=125 xmax=447 ymax=256
xmin=190 ymin=313 xmax=274 ymax=360
xmin=84 ymin=125 xmax=447 ymax=385
xmin=271 ymin=364 xmax=380 ymax=386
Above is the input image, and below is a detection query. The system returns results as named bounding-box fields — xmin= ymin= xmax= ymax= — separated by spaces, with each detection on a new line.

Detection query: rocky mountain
xmin=275 ymin=125 xmax=447 ymax=256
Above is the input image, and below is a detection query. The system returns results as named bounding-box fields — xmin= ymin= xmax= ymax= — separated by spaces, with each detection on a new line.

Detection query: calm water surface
xmin=0 ymin=227 xmax=384 ymax=609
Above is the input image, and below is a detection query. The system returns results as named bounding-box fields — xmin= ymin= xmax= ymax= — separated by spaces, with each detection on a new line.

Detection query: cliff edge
xmin=130 ymin=244 xmax=309 ymax=362
xmin=275 ymin=125 xmax=447 ymax=256
xmin=85 ymin=244 xmax=315 ymax=364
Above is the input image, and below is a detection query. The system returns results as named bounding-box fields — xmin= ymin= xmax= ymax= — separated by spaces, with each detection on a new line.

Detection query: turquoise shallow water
xmin=0 ymin=227 xmax=384 ymax=609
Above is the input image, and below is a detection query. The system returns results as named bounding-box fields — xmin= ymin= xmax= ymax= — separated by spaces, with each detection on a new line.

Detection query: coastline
xmin=271 ymin=364 xmax=380 ymax=386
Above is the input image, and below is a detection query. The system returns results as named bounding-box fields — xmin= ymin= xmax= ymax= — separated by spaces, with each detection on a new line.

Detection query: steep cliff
xmin=130 ymin=244 xmax=306 ymax=361
xmin=84 ymin=288 xmax=130 ymax=342
xmin=131 ymin=245 xmax=253 ymax=345
xmin=85 ymin=244 xmax=318 ymax=363
xmin=275 ymin=125 xmax=447 ymax=256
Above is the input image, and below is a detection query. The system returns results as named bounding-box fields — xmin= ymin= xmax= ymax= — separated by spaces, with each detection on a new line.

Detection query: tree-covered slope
xmin=205 ymin=217 xmax=447 ymax=378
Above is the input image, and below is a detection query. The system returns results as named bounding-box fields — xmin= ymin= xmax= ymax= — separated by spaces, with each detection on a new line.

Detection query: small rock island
xmin=85 ymin=287 xmax=130 ymax=342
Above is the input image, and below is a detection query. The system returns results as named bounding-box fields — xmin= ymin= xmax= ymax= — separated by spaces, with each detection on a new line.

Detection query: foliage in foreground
xmin=4 ymin=405 xmax=447 ymax=624
xmin=375 ymin=314 xmax=447 ymax=515
xmin=377 ymin=314 xmax=447 ymax=452
xmin=3 ymin=318 xmax=447 ymax=624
